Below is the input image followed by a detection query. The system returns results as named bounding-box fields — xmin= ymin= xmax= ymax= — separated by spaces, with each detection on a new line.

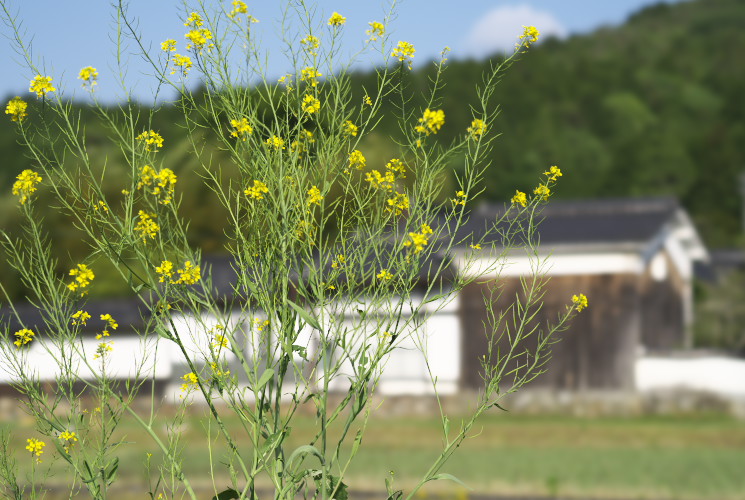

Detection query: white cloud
xmin=463 ymin=5 xmax=567 ymax=58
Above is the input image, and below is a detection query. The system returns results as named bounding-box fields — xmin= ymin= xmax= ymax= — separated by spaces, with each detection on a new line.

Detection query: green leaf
xmin=387 ymin=491 xmax=403 ymax=500
xmin=211 ymin=488 xmax=239 ymax=500
xmin=287 ymin=444 xmax=324 ymax=471
xmin=52 ymin=440 xmax=72 ymax=465
xmin=430 ymin=473 xmax=471 ymax=490
xmin=351 ymin=429 xmax=363 ymax=456
xmin=285 ymin=298 xmax=322 ymax=331
xmin=292 ymin=344 xmax=308 ymax=360
xmin=106 ymin=457 xmax=119 ymax=484
xmin=256 ymin=368 xmax=274 ymax=391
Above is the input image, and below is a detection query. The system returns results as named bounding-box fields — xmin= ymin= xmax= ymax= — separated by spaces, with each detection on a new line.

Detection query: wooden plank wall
xmin=459 ymin=273 xmax=641 ymax=391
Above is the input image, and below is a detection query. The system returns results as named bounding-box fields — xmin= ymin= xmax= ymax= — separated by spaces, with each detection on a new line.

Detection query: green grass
xmin=3 ymin=408 xmax=745 ymax=499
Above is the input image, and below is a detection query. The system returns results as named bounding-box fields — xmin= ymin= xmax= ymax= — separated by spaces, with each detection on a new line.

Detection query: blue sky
xmin=0 ymin=0 xmax=683 ymax=104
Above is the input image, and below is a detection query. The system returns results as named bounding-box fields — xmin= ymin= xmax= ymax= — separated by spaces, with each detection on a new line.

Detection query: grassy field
xmin=2 ymin=407 xmax=745 ymax=499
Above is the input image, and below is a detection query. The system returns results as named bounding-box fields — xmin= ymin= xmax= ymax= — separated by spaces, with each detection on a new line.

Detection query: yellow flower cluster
xmin=403 ymin=223 xmax=434 ymax=254
xmin=386 ymin=192 xmax=410 ymax=216
xmin=572 ymin=293 xmax=589 ymax=312
xmin=301 ymin=34 xmax=320 ymax=55
xmin=13 ymin=328 xmax=35 ymax=347
xmin=98 ymin=313 xmax=118 ymax=339
xmin=307 ymin=185 xmax=323 ymax=206
xmin=328 ymin=12 xmax=346 ymax=26
xmin=544 ymin=165 xmax=562 ymax=182
xmin=230 ymin=117 xmax=253 ymax=140
xmin=5 ymin=96 xmax=28 ymax=122
xmin=366 ymin=21 xmax=385 ymax=41
xmin=520 ymin=25 xmax=540 ymax=47
xmin=347 ymin=150 xmax=366 ymax=172
xmin=511 ymin=190 xmax=527 ymax=207
xmin=291 ymin=130 xmax=315 ymax=155
xmin=68 ymin=264 xmax=95 ymax=294
xmin=71 ymin=310 xmax=91 ymax=326
xmin=78 ymin=66 xmax=98 ymax=89
xmin=136 ymin=130 xmax=164 ymax=152
xmin=156 ymin=260 xmax=201 ymax=285
xmin=12 ymin=169 xmax=42 ymax=205
xmin=134 ymin=211 xmax=160 ymax=243
xmin=93 ymin=200 xmax=108 ymax=212
xmin=452 ymin=190 xmax=467 ymax=206
xmin=467 ymin=119 xmax=487 ymax=138
xmin=301 ymin=66 xmax=322 ymax=87
xmin=376 ymin=269 xmax=393 ymax=281
xmin=342 ymin=120 xmax=358 ymax=137
xmin=171 ymin=54 xmax=193 ymax=75
xmin=184 ymin=12 xmax=203 ymax=27
xmin=266 ymin=135 xmax=285 ymax=150
xmin=137 ymin=165 xmax=177 ymax=204
xmin=181 ymin=372 xmax=198 ymax=392
xmin=365 ymin=158 xmax=406 ymax=190
xmin=391 ymin=41 xmax=415 ymax=69
xmin=386 ymin=158 xmax=406 ymax=178
xmin=533 ymin=184 xmax=551 ymax=201
xmin=94 ymin=341 xmax=113 ymax=359
xmin=244 ymin=180 xmax=269 ymax=200
xmin=29 ymin=75 xmax=56 ymax=98
xmin=161 ymin=39 xmax=177 ymax=52
xmin=302 ymin=94 xmax=321 ymax=114
xmin=331 ymin=254 xmax=346 ymax=269
xmin=415 ymin=108 xmax=445 ymax=136
xmin=228 ymin=0 xmax=248 ymax=19
xmin=26 ymin=438 xmax=46 ymax=461
xmin=58 ymin=431 xmax=78 ymax=453
xmin=185 ymin=28 xmax=214 ymax=51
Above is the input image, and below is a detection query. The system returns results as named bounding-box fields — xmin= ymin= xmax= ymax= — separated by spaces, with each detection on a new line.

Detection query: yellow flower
xmin=342 ymin=120 xmax=358 ymax=137
xmin=29 ymin=75 xmax=56 ymax=98
xmin=71 ymin=310 xmax=91 ymax=326
xmin=136 ymin=130 xmax=164 ymax=152
xmin=181 ymin=372 xmax=199 ymax=392
xmin=386 ymin=158 xmax=406 ymax=178
xmin=328 ymin=12 xmax=346 ymax=26
xmin=363 ymin=95 xmax=373 ymax=106
xmin=137 ymin=165 xmax=177 ymax=204
xmin=266 ymin=135 xmax=285 ymax=150
xmin=415 ymin=108 xmax=445 ymax=135
xmin=5 ymin=96 xmax=28 ymax=122
xmin=171 ymin=54 xmax=193 ymax=75
xmin=94 ymin=341 xmax=113 ymax=359
xmin=25 ymin=438 xmax=46 ymax=461
xmin=572 ymin=293 xmax=588 ymax=312
xmin=301 ymin=66 xmax=322 ymax=87
xmin=161 ymin=39 xmax=177 ymax=52
xmin=376 ymin=269 xmax=393 ymax=281
xmin=470 ymin=243 xmax=482 ymax=250
xmin=156 ymin=260 xmax=174 ymax=283
xmin=134 ymin=211 xmax=160 ymax=243
xmin=93 ymin=200 xmax=108 ymax=212
xmin=184 ymin=12 xmax=204 ymax=27
xmin=68 ymin=264 xmax=95 ymax=294
xmin=307 ymin=185 xmax=323 ymax=206
xmin=230 ymin=117 xmax=253 ymax=140
xmin=452 ymin=190 xmax=467 ymax=206
xmin=403 ymin=223 xmax=434 ymax=254
xmin=244 ymin=180 xmax=269 ymax=200
xmin=520 ymin=25 xmax=540 ymax=47
xmin=176 ymin=261 xmax=201 ymax=285
xmin=58 ymin=431 xmax=78 ymax=453
xmin=78 ymin=66 xmax=98 ymax=89
xmin=212 ymin=334 xmax=229 ymax=349
xmin=533 ymin=184 xmax=551 ymax=201
xmin=185 ymin=28 xmax=214 ymax=51
xmin=366 ymin=21 xmax=385 ymax=41
xmin=511 ymin=190 xmax=527 ymax=207
xmin=365 ymin=169 xmax=396 ymax=191
xmin=348 ymin=150 xmax=366 ymax=171
xmin=391 ymin=41 xmax=415 ymax=69
xmin=544 ymin=165 xmax=562 ymax=182
xmin=386 ymin=192 xmax=409 ymax=215
xmin=253 ymin=318 xmax=270 ymax=331
xmin=302 ymin=94 xmax=321 ymax=114
xmin=13 ymin=328 xmax=35 ymax=347
xmin=12 ymin=169 xmax=42 ymax=204
xmin=301 ymin=34 xmax=320 ymax=55
xmin=467 ymin=119 xmax=487 ymax=138
xmin=228 ymin=0 xmax=248 ymax=19
xmin=331 ymin=254 xmax=346 ymax=269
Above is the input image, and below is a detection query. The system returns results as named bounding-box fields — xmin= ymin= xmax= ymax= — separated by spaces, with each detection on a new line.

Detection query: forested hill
xmin=347 ymin=0 xmax=745 ymax=247
xmin=1 ymin=0 xmax=744 ymax=298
